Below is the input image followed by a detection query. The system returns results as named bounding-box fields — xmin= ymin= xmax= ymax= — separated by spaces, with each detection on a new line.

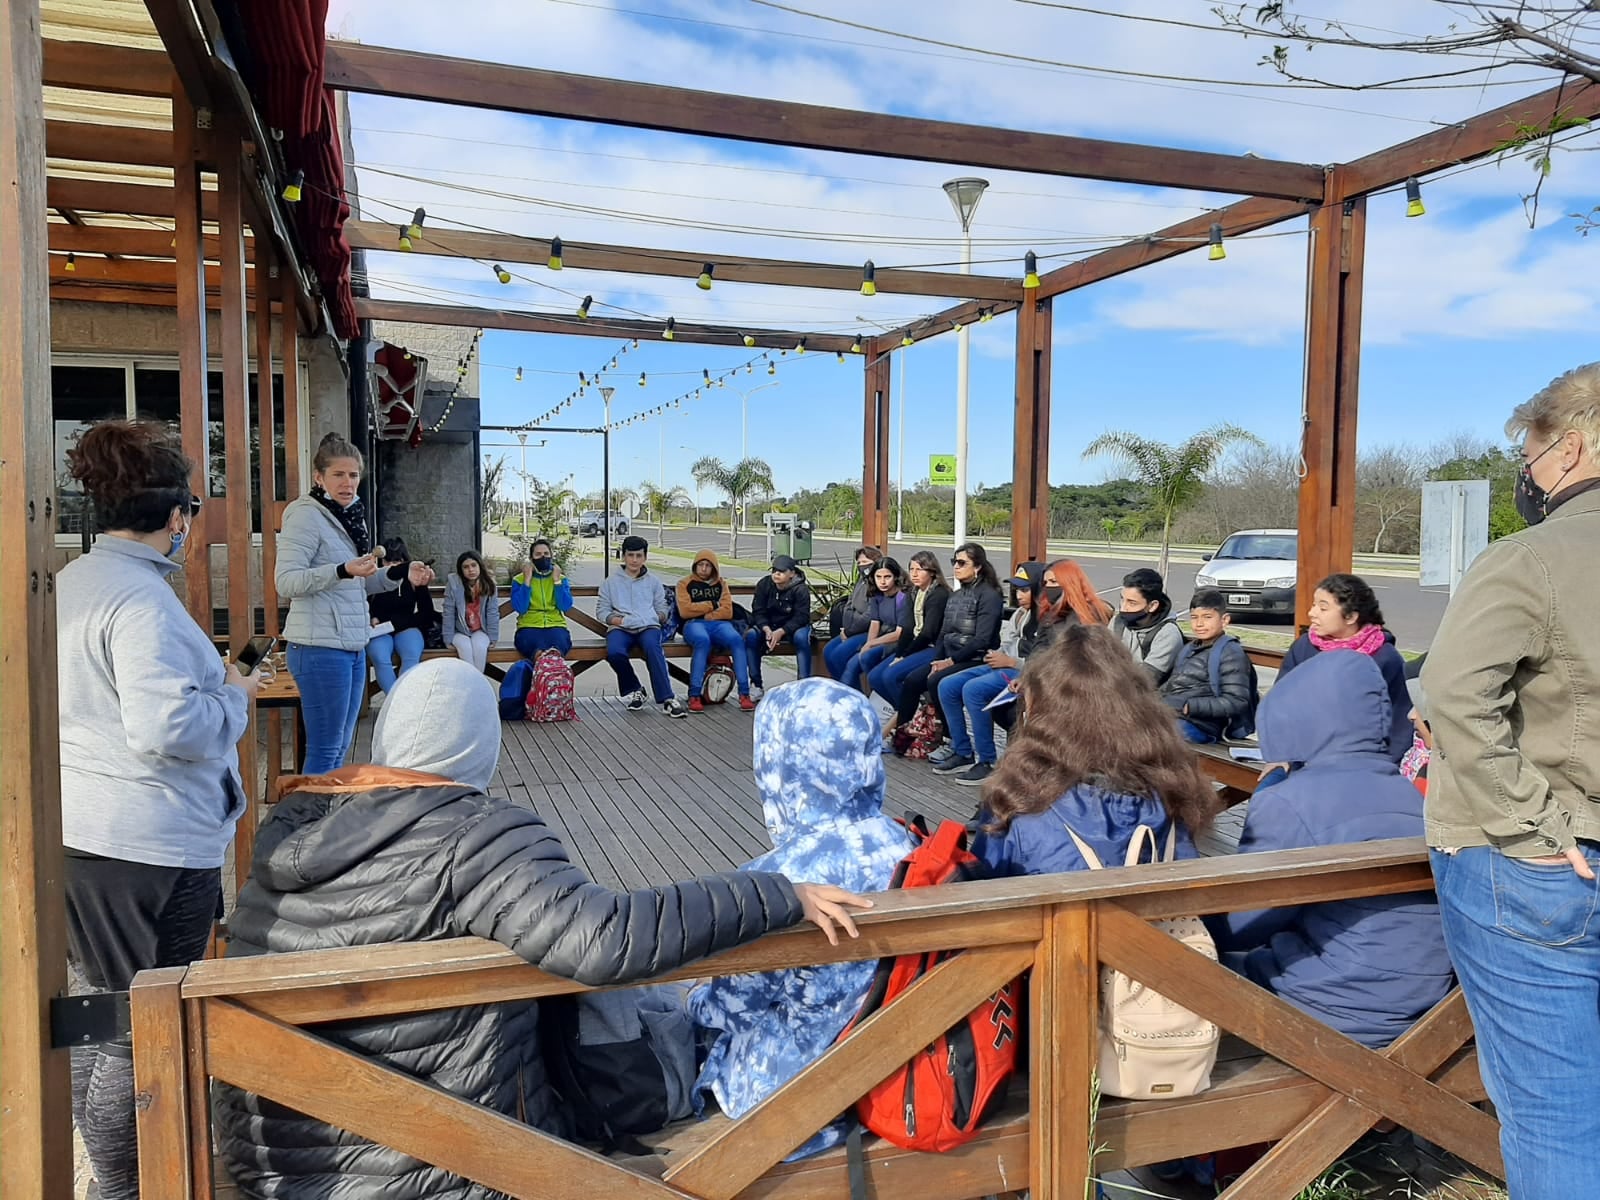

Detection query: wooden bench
xmin=135 ymin=839 xmax=1501 ymax=1200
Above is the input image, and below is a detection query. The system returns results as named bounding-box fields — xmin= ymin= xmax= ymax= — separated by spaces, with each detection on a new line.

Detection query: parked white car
xmin=568 ymin=509 xmax=629 ymax=537
xmin=1193 ymin=529 xmax=1298 ymax=618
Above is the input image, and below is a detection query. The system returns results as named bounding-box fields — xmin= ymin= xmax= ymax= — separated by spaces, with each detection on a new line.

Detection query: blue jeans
xmin=871 ymin=646 xmax=934 ymax=707
xmin=682 ymin=620 xmax=750 ymax=698
xmin=366 ymin=627 xmax=425 ymax=693
xmin=606 ymin=626 xmax=673 ymax=704
xmin=515 ymin=626 xmax=572 ymax=658
xmin=961 ymin=668 xmax=1018 ymax=764
xmin=839 ymin=642 xmax=895 ymax=693
xmin=1178 ymin=718 xmax=1217 ymax=744
xmin=286 ymin=643 xmax=366 ymax=775
xmin=936 ymin=665 xmax=994 ymax=759
xmin=743 ymin=628 xmax=812 ymax=687
xmin=823 ymin=633 xmax=868 ymax=681
xmin=1432 ymin=844 xmax=1600 ymax=1200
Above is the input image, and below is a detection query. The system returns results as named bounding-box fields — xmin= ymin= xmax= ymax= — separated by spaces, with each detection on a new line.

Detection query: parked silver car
xmin=569 ymin=509 xmax=629 ymax=537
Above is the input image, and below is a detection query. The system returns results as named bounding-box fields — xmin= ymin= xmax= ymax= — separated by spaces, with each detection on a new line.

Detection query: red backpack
xmin=526 ymin=650 xmax=577 ymax=723
xmin=836 ymin=817 xmax=1022 ymax=1152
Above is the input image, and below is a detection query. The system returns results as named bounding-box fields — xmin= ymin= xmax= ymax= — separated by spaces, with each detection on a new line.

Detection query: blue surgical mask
xmin=168 ymin=524 xmax=188 ymax=560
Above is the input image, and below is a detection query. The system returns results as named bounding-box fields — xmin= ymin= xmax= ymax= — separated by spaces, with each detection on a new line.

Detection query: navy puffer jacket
xmin=214 ymin=768 xmax=802 ymax=1199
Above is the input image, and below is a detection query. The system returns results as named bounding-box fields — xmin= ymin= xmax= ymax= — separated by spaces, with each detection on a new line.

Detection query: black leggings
xmin=66 ymin=852 xmax=221 ymax=1200
xmin=894 ymin=661 xmax=977 ymax=728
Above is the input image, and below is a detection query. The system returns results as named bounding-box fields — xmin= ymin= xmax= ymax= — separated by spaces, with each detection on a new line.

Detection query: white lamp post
xmin=943 ymin=176 xmax=988 ymax=547
xmin=516 ymin=431 xmax=529 ymax=535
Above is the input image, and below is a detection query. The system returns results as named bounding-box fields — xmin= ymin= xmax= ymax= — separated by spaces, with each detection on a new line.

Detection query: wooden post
xmin=130 ymin=969 xmax=196 ymax=1200
xmin=861 ymin=342 xmax=891 ymax=552
xmin=1031 ymin=903 xmax=1098 ymax=1200
xmin=1011 ymin=296 xmax=1053 ymax=567
xmin=0 ymin=4 xmax=73 ymax=1194
xmin=257 ymin=248 xmax=283 ymax=829
xmin=1296 ymin=184 xmax=1365 ymax=621
xmin=173 ymin=81 xmax=212 ymax=628
xmin=281 ymin=269 xmax=302 ymax=500
xmin=217 ymin=125 xmax=257 ymax=896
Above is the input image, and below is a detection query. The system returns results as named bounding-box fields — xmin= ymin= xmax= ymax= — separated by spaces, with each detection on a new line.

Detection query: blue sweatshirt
xmin=56 ymin=536 xmax=250 ymax=868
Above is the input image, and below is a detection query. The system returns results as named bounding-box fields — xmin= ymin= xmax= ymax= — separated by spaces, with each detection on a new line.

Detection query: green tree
xmin=519 ymin=477 xmax=579 ymax=570
xmin=690 ymin=455 xmax=777 ymax=557
xmin=481 ymin=455 xmax=511 ymax=531
xmin=1083 ymin=424 xmax=1261 ymax=577
xmin=638 ymin=480 xmax=689 ymax=539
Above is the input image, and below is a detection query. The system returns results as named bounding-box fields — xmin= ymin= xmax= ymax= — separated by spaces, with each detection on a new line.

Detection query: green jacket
xmin=511 ymin=571 xmax=573 ymax=631
xmin=1422 ymin=485 xmax=1600 ymax=857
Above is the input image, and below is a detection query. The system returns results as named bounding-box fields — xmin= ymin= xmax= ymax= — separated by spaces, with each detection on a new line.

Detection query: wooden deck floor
xmin=357 ymin=695 xmax=1244 ymax=890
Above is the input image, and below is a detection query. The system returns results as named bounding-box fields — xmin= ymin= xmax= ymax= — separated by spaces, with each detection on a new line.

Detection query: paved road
xmin=632 ymin=525 xmax=1448 ymax=652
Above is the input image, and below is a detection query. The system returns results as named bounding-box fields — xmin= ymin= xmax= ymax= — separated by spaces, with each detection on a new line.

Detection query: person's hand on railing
xmin=792 ymin=882 xmax=872 ymax=946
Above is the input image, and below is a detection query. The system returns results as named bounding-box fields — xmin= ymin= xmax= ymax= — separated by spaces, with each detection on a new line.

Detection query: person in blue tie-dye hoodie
xmin=690 ymin=677 xmax=913 ymax=1157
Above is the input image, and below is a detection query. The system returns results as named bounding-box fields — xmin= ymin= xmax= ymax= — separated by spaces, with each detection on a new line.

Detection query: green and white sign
xmin=929 ymin=454 xmax=957 ymax=482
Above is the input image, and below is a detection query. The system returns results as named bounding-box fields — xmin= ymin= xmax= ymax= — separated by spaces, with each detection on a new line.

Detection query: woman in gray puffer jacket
xmin=214 ymin=658 xmax=866 ymax=1200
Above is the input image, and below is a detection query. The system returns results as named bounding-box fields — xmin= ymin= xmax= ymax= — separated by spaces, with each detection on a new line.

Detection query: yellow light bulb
xmin=548 ymin=236 xmax=564 ymax=270
xmin=494 ymin=264 xmax=511 ymax=284
xmin=1023 ymin=251 xmax=1040 ymax=289
xmin=281 ymin=170 xmax=303 ymax=203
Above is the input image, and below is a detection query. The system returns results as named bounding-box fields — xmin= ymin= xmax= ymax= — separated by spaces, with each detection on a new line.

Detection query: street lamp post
xmin=516 ymin=432 xmax=529 ymax=536
xmin=943 ymin=176 xmax=989 ymax=548
xmin=724 ymin=380 xmax=778 ymax=531
xmin=599 ymin=386 xmax=615 ymax=574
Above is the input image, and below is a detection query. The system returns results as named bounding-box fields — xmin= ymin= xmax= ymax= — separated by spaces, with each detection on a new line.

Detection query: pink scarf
xmin=1309 ymin=623 xmax=1387 ymax=657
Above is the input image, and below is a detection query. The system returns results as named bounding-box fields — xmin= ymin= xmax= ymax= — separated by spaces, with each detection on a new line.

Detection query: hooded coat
xmin=972 ymin=784 xmax=1197 ymax=879
xmin=214 ymin=659 xmax=804 ymax=1199
xmin=676 ymin=550 xmax=735 ymax=622
xmin=1207 ymin=652 xmax=1453 ymax=1049
xmin=751 ymin=568 xmax=811 ymax=640
xmin=689 ymin=679 xmax=912 ymax=1158
xmin=1279 ymin=629 xmax=1413 ymax=764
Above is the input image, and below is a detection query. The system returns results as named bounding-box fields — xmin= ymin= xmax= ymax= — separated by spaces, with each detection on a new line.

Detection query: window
xmin=55 ymin=356 xmax=296 ymax=538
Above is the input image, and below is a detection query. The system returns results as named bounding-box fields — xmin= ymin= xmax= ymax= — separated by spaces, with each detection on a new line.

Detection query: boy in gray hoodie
xmin=597 ymin=535 xmax=687 ymax=716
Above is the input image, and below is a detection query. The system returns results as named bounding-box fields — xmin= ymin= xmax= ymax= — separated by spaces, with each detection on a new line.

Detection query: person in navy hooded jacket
xmin=1208 ymin=651 xmax=1454 ymax=1048
xmin=972 ymin=624 xmax=1220 ymax=878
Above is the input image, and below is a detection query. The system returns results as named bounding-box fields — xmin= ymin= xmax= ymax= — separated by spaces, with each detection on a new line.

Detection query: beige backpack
xmin=1064 ymin=823 xmax=1220 ymax=1100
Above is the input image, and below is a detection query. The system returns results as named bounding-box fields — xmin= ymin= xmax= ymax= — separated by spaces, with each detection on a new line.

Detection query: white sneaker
xmin=624 ymin=690 xmax=646 ymax=711
xmin=662 ymin=698 xmax=689 ymax=719
xmin=750 ymin=685 xmax=765 ymax=701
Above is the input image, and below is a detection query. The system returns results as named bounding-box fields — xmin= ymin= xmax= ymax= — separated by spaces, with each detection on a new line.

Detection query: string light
xmin=901 ymin=333 xmax=915 ymax=347
xmin=64 ymin=253 xmax=76 ymax=272
xmin=515 ymin=366 xmax=523 ymax=382
xmin=1405 ymin=177 xmax=1426 ymax=218
xmin=577 ymin=295 xmax=592 ymax=319
xmin=1208 ymin=223 xmax=1226 ymax=262
xmin=850 ymin=336 xmax=863 ymax=354
xmin=978 ymin=307 xmax=994 ymax=323
xmin=397 ymin=224 xmax=413 ymax=252
xmin=662 ymin=318 xmax=676 ymax=341
xmin=697 ymin=263 xmax=715 ymax=290
xmin=547 ymin=237 xmax=565 ymax=270
xmin=860 ymin=261 xmax=877 ymax=297
xmin=795 ymin=338 xmax=807 ymax=355
xmin=424 ymin=327 xmax=481 ymax=434
xmin=281 ymin=170 xmax=304 ymax=203
xmin=767 ymin=361 xmax=777 ymax=376
xmin=951 ymin=316 xmax=964 ymax=331
xmin=406 ymin=207 xmax=426 ymax=242
xmin=741 ymin=332 xmax=756 ymax=347
xmin=1023 ymin=251 xmax=1041 ymax=289
xmin=493 ymin=264 xmax=512 ymax=284
xmin=837 ymin=352 xmax=846 ymax=363
xmin=639 ymin=371 xmax=647 ymax=387
xmin=703 ymin=368 xmax=712 ymax=386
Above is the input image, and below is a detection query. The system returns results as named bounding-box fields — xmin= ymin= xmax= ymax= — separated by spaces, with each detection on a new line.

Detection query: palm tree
xmin=691 ymin=455 xmax=776 ymax=558
xmin=638 ymin=481 xmax=689 ymax=539
xmin=1082 ymin=424 xmax=1260 ymax=578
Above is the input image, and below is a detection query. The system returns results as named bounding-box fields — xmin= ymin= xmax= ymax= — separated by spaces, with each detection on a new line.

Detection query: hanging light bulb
xmin=281 ymin=170 xmax=304 ymax=203
xmin=631 ymin=338 xmax=640 ymax=349
xmin=662 ymin=318 xmax=676 ymax=341
xmin=609 ymin=357 xmax=618 ymax=369
xmin=1208 ymin=223 xmax=1226 ymax=262
xmin=747 ymin=364 xmax=754 ymax=374
xmin=493 ymin=264 xmax=512 ymax=284
xmin=951 ymin=316 xmax=964 ymax=331
xmin=515 ymin=367 xmax=523 ymax=382
xmin=638 ymin=372 xmax=647 ymax=387
xmin=579 ymin=372 xmax=588 ymax=385
xmin=860 ymin=261 xmax=877 ymax=297
xmin=901 ymin=333 xmax=915 ymax=348
xmin=767 ymin=361 xmax=777 ymax=376
xmin=1405 ymin=177 xmax=1426 ymax=218
xmin=575 ymin=295 xmax=592 ymax=320
xmin=703 ymin=368 xmax=712 ymax=386
xmin=850 ymin=336 xmax=863 ymax=354
xmin=795 ymin=338 xmax=807 ymax=355
xmin=547 ymin=237 xmax=564 ymax=270
xmin=979 ymin=307 xmax=994 ymax=323
xmin=406 ymin=208 xmax=426 ymax=243
xmin=741 ymin=332 xmax=756 ymax=348
xmin=64 ymin=252 xmax=77 ymax=272
xmin=397 ymin=224 xmax=413 ymax=252
xmin=1023 ymin=251 xmax=1040 ymax=289
xmin=697 ymin=263 xmax=715 ymax=290
xmin=836 ymin=352 xmax=846 ymax=364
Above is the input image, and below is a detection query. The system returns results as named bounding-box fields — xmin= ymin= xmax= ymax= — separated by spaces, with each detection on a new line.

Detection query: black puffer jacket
xmin=935 ymin=582 xmax=1004 ymax=664
xmin=896 ymin=583 xmax=950 ymax=656
xmin=751 ymin=572 xmax=811 ymax=639
xmin=214 ymin=768 xmax=803 ymax=1200
xmin=1159 ymin=635 xmax=1255 ymax=740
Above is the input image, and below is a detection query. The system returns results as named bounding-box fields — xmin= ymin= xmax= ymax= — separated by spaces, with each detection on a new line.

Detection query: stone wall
xmin=375 ymin=392 xmax=482 ymax=569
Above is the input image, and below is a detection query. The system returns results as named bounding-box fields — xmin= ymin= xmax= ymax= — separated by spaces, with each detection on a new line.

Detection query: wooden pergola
xmin=3 ymin=2 xmax=1598 ymax=1193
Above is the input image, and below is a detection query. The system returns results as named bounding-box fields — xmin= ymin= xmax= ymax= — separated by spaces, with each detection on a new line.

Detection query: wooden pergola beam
xmin=46 ymin=176 xmax=218 ymax=221
xmin=355 ymin=297 xmax=857 ymax=354
xmin=1036 ymin=194 xmax=1317 ymax=299
xmin=1338 ymin=78 xmax=1600 ymax=197
xmin=45 ymin=119 xmax=170 ymax=168
xmin=48 ymin=281 xmax=263 ymax=310
xmin=48 ymin=222 xmax=249 ymax=261
xmin=41 ymin=38 xmax=170 ymax=97
xmin=878 ymin=297 xmax=1022 ymax=348
xmin=345 ymin=220 xmax=1019 ymax=302
xmin=323 ymin=42 xmax=1328 ymax=201
xmin=48 ymin=252 xmax=250 ymax=290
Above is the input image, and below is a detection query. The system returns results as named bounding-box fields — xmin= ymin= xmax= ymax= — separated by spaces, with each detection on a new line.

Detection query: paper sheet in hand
xmin=1229 ymin=745 xmax=1264 ymax=762
xmin=367 ymin=621 xmax=395 ymax=640
xmin=983 ymin=689 xmax=1020 ymax=712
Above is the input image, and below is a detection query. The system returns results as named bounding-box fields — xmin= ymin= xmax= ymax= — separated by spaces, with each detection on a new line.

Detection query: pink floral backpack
xmin=526 ymin=650 xmax=577 ymax=722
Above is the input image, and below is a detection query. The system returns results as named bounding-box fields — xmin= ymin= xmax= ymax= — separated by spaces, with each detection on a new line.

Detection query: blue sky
xmin=326 ymin=0 xmax=1600 ymax=499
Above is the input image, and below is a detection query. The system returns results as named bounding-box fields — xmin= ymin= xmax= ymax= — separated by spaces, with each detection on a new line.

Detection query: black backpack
xmin=1203 ymin=637 xmax=1260 ymax=740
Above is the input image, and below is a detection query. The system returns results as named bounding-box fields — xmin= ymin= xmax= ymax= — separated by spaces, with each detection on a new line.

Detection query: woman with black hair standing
xmin=56 ymin=421 xmax=265 ymax=1200
xmin=276 ymin=433 xmax=433 ymax=772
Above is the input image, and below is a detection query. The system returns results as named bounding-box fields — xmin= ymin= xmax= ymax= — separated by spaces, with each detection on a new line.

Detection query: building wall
xmin=376 ymin=393 xmax=482 ymax=570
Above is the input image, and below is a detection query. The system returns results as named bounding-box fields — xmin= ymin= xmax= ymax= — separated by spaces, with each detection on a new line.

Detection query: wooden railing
xmin=132 ymin=838 xmax=1499 ymax=1199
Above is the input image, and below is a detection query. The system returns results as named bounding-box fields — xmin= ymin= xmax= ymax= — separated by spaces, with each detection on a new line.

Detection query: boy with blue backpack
xmin=1159 ymin=588 xmax=1258 ymax=744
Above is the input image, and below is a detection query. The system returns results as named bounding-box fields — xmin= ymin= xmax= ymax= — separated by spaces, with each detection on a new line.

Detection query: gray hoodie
xmin=596 ymin=565 xmax=671 ymax=632
xmin=56 ymin=535 xmax=249 ymax=868
xmin=371 ymin=659 xmax=500 ymax=790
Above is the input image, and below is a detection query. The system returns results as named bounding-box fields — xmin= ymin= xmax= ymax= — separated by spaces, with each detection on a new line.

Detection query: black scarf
xmin=310 ymin=485 xmax=371 ymax=556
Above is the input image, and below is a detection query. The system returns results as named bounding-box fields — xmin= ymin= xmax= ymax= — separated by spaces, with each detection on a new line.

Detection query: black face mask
xmin=1043 ymin=585 xmax=1064 ymax=605
xmin=1515 ymin=437 xmax=1570 ymax=527
xmin=1122 ymin=606 xmax=1162 ymax=630
xmin=532 ymin=556 xmax=553 ymax=574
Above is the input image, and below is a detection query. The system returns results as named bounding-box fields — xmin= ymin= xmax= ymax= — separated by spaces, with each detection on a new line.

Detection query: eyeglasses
xmin=951 ymin=557 xmax=972 ymax=567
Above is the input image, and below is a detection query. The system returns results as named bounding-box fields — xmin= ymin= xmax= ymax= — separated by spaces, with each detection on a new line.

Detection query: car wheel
xmin=616 ymin=522 xmax=628 ymax=535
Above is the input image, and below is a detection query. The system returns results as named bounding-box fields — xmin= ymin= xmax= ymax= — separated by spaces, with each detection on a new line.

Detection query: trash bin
xmin=771 ymin=524 xmax=793 ymax=559
xmin=792 ymin=521 xmax=814 ymax=564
